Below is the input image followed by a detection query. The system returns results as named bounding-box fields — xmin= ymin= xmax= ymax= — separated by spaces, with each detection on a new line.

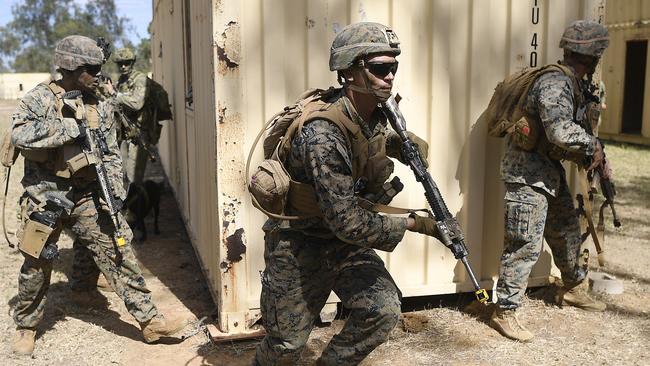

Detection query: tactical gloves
xmin=386 ymin=131 xmax=429 ymax=168
xmin=408 ymin=213 xmax=441 ymax=240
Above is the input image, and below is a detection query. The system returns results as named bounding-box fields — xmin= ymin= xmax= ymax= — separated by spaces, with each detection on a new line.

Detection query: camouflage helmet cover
xmin=559 ymin=20 xmax=609 ymax=57
xmin=329 ymin=22 xmax=401 ymax=71
xmin=113 ymin=47 xmax=136 ymax=62
xmin=53 ymin=35 xmax=104 ymax=71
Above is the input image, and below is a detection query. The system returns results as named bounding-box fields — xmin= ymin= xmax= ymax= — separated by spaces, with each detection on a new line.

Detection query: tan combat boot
xmin=96 ymin=274 xmax=114 ymax=293
xmin=140 ymin=314 xmax=191 ymax=343
xmin=556 ymin=280 xmax=606 ymax=312
xmin=489 ymin=307 xmax=534 ymax=342
xmin=12 ymin=328 xmax=36 ymax=356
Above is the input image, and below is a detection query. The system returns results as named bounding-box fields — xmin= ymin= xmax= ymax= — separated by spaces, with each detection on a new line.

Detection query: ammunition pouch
xmin=62 ymin=144 xmax=93 ymax=176
xmin=18 ymin=217 xmax=54 ymax=259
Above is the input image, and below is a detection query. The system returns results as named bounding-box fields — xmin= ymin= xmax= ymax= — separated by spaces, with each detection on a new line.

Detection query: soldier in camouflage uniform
xmin=490 ymin=20 xmax=610 ymax=342
xmin=254 ymin=22 xmax=439 ymax=366
xmin=112 ymin=47 xmax=161 ymax=186
xmin=9 ymin=35 xmax=189 ymax=356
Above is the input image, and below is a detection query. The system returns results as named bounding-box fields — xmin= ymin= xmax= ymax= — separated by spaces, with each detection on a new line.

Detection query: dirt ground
xmin=0 ymin=98 xmax=648 ymax=365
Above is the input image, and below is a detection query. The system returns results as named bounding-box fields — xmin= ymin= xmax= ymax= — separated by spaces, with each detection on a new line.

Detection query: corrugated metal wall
xmin=600 ymin=0 xmax=650 ymax=143
xmin=153 ymin=0 xmax=599 ymax=335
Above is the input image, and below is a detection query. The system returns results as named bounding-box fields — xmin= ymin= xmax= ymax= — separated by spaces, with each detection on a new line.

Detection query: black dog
xmin=124 ymin=180 xmax=163 ymax=242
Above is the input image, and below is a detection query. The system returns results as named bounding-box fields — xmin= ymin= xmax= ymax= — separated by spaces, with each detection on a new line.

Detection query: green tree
xmin=0 ymin=0 xmax=133 ymax=72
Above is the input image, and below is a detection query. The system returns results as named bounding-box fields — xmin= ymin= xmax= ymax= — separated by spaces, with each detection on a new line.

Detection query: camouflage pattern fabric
xmin=495 ymin=183 xmax=587 ymax=309
xmin=113 ymin=47 xmax=136 ymax=62
xmin=329 ymin=22 xmax=400 ymax=71
xmin=255 ymin=93 xmax=407 ymax=365
xmin=559 ymin=20 xmax=609 ymax=57
xmin=53 ymin=35 xmax=104 ymax=71
xmin=11 ymin=83 xmax=157 ymax=328
xmin=266 ymin=94 xmax=407 ymax=247
xmin=497 ymin=65 xmax=595 ymax=310
xmin=12 ymin=82 xmax=126 ymax=201
xmin=116 ymin=69 xmax=157 ymax=185
xmin=255 ymin=231 xmax=401 ymax=365
xmin=500 ymin=69 xmax=596 ymax=197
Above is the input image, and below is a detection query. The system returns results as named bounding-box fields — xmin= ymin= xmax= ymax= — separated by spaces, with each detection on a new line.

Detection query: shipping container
xmin=600 ymin=0 xmax=650 ymax=145
xmin=151 ymin=0 xmax=605 ymax=337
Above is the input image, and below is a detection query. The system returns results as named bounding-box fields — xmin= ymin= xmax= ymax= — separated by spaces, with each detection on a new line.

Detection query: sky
xmin=0 ymin=0 xmax=152 ymax=44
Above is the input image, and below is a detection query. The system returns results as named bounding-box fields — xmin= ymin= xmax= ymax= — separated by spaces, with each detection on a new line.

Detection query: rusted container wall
xmin=600 ymin=0 xmax=650 ymax=144
xmin=153 ymin=0 xmax=597 ymax=335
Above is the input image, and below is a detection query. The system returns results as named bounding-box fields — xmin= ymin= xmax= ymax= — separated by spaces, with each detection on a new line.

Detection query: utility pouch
xmin=63 ymin=144 xmax=93 ymax=175
xmin=18 ymin=218 xmax=54 ymax=258
xmin=0 ymin=129 xmax=19 ymax=167
xmin=249 ymin=159 xmax=291 ymax=216
xmin=511 ymin=116 xmax=541 ymax=151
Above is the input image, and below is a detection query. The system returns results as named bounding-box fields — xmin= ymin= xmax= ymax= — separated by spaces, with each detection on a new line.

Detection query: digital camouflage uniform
xmin=114 ymin=48 xmax=160 ymax=186
xmin=495 ymin=21 xmax=609 ymax=310
xmin=11 ymin=40 xmax=158 ymax=330
xmin=255 ymin=22 xmax=411 ymax=366
xmin=256 ymin=93 xmax=407 ymax=365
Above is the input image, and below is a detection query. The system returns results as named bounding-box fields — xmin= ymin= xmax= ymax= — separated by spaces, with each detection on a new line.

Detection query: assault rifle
xmin=63 ymin=90 xmax=127 ymax=247
xmin=382 ymin=95 xmax=489 ymax=303
xmin=575 ymin=80 xmax=622 ymax=266
xmin=110 ymin=99 xmax=157 ymax=162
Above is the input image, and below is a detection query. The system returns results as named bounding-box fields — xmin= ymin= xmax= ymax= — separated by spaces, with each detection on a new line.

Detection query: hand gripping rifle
xmin=64 ymin=91 xmax=127 ymax=247
xmin=574 ymin=79 xmax=622 ymax=266
xmin=382 ymin=95 xmax=489 ymax=303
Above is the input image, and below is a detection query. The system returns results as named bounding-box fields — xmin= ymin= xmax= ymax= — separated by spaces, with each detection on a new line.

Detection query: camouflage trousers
xmin=120 ymin=140 xmax=148 ymax=186
xmin=13 ymin=189 xmax=158 ymax=329
xmin=255 ymin=231 xmax=401 ymax=366
xmin=495 ymin=182 xmax=587 ymax=309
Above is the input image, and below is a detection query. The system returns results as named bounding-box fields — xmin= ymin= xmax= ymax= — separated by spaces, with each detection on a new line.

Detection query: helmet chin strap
xmin=345 ymin=67 xmax=392 ymax=102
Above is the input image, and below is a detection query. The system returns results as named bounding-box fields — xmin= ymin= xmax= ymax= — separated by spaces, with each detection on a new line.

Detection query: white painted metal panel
xmin=153 ymin=0 xmax=596 ymax=335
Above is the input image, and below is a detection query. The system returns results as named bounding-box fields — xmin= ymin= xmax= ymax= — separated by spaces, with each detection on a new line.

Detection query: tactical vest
xmin=20 ymin=81 xmax=100 ymax=179
xmin=278 ymin=93 xmax=394 ymax=218
xmin=248 ymin=89 xmax=395 ymax=219
xmin=485 ymin=63 xmax=583 ymax=154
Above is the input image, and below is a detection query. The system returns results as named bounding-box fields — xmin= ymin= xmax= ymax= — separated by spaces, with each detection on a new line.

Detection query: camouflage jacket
xmin=11 ymin=82 xmax=126 ymax=202
xmin=116 ymin=70 xmax=158 ymax=144
xmin=500 ymin=68 xmax=597 ymax=197
xmin=264 ymin=93 xmax=408 ymax=252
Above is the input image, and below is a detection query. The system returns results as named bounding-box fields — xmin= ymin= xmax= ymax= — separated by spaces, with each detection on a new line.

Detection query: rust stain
xmin=216 ymin=21 xmax=241 ymax=75
xmin=225 ymin=228 xmax=246 ymax=262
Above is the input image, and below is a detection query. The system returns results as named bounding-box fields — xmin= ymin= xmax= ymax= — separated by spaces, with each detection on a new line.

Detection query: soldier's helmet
xmin=329 ymin=22 xmax=401 ymax=71
xmin=113 ymin=47 xmax=136 ymax=63
xmin=53 ymin=35 xmax=104 ymax=71
xmin=559 ymin=20 xmax=609 ymax=57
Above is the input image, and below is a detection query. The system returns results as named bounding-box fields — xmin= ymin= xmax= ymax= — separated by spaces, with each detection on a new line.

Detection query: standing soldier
xmin=490 ymin=20 xmax=610 ymax=342
xmin=112 ymin=47 xmax=162 ymax=186
xmin=254 ymin=22 xmax=439 ymax=365
xmin=10 ymin=35 xmax=188 ymax=356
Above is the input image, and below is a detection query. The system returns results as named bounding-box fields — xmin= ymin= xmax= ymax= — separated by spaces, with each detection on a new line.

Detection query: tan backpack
xmin=485 ymin=64 xmax=577 ymax=150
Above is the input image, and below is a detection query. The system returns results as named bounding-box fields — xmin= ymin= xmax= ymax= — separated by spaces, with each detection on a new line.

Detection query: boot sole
xmin=143 ymin=319 xmax=191 ymax=343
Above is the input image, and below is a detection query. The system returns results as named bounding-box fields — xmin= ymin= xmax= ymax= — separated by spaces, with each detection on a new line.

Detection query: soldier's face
xmin=348 ymin=54 xmax=397 ymax=102
xmin=74 ymin=64 xmax=101 ymax=92
xmin=117 ymin=61 xmax=134 ymax=75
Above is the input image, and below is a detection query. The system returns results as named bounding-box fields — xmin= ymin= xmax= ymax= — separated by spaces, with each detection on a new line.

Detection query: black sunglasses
xmin=366 ymin=62 xmax=399 ymax=77
xmin=116 ymin=61 xmax=133 ymax=67
xmin=83 ymin=64 xmax=102 ymax=75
